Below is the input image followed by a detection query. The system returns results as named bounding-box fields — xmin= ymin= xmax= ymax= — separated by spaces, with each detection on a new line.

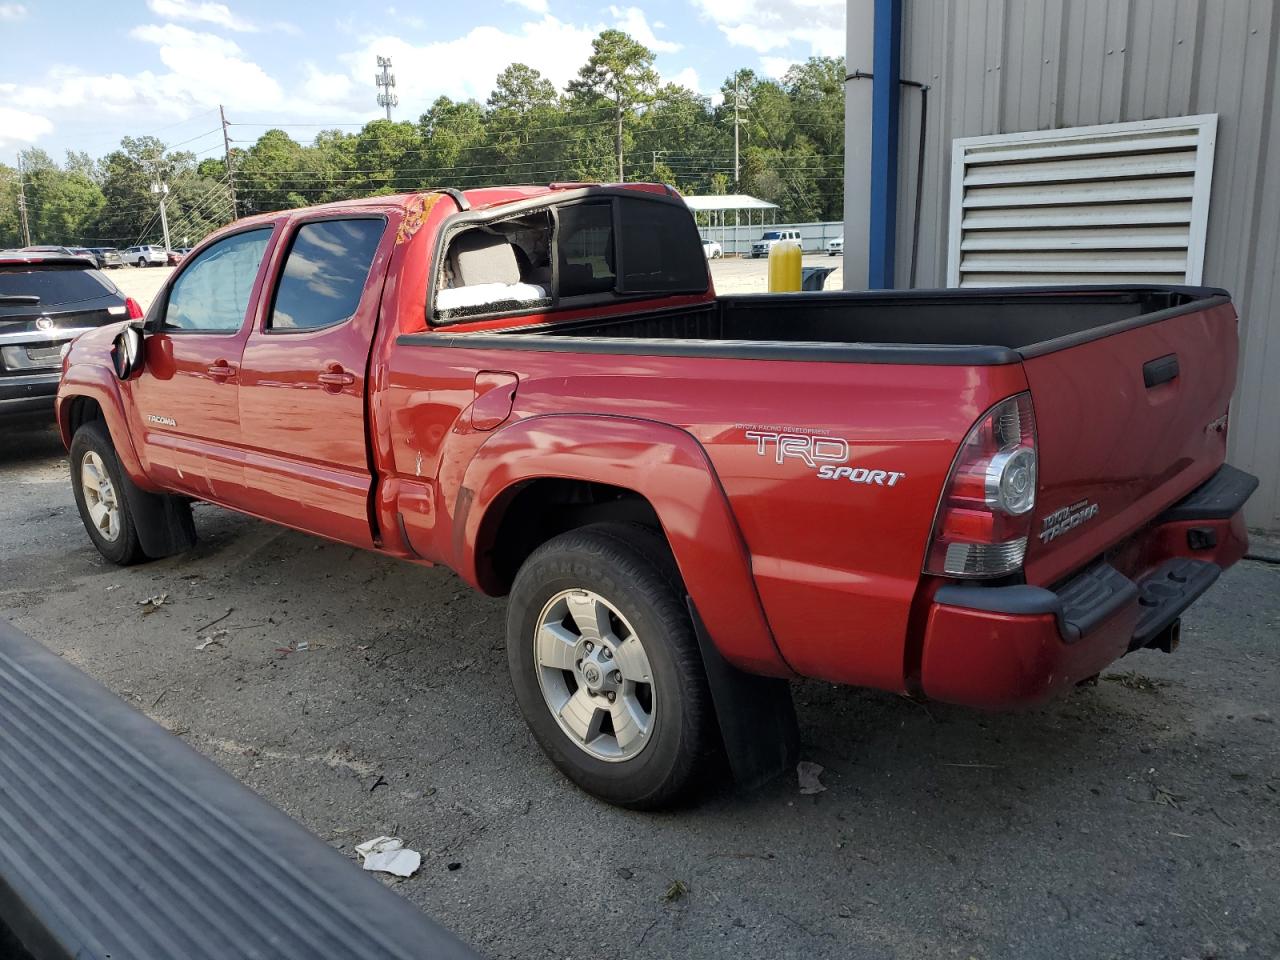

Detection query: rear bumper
xmin=0 ymin=373 xmax=59 ymax=418
xmin=919 ymin=464 xmax=1256 ymax=709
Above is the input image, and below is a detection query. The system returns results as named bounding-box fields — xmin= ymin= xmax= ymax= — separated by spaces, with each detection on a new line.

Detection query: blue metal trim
xmin=868 ymin=0 xmax=902 ymax=289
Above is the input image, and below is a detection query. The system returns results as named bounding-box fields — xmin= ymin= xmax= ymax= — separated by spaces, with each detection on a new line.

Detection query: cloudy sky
xmin=0 ymin=0 xmax=845 ymax=159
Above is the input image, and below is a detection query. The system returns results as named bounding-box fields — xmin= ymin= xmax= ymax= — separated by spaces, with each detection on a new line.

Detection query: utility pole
xmin=149 ymin=162 xmax=171 ymax=251
xmin=220 ymin=104 xmax=237 ymax=218
xmin=375 ymin=56 xmax=398 ymax=121
xmin=651 ymin=149 xmax=667 ymax=175
xmin=15 ymin=153 xmax=31 ymax=246
xmin=733 ymin=77 xmax=741 ymax=190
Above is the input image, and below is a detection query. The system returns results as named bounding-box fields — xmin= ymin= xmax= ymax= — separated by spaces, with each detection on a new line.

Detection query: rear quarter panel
xmin=380 ymin=340 xmax=1028 ymax=691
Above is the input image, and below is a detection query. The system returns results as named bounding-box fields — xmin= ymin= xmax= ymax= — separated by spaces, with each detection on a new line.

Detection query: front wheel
xmin=136 ymin=258 xmax=146 ymax=268
xmin=506 ymin=525 xmax=719 ymax=808
xmin=70 ymin=421 xmax=146 ymax=565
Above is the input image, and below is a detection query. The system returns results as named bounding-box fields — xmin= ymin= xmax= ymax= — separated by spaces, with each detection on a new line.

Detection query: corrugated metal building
xmin=845 ymin=0 xmax=1280 ymax=532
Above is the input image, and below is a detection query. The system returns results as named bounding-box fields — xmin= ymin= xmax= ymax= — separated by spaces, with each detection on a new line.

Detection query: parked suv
xmin=123 ymin=245 xmax=168 ymax=267
xmin=1 ymin=251 xmax=142 ymax=419
xmin=750 ymin=229 xmax=802 ymax=258
xmin=90 ymin=247 xmax=125 ymax=269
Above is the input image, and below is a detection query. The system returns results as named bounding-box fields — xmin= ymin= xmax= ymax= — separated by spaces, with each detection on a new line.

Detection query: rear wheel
xmin=136 ymin=257 xmax=146 ymax=267
xmin=506 ymin=524 xmax=718 ymax=808
xmin=70 ymin=421 xmax=146 ymax=565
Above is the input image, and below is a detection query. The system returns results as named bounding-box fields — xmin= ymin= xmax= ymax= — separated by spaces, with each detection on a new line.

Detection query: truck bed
xmin=449 ymin=285 xmax=1226 ymax=363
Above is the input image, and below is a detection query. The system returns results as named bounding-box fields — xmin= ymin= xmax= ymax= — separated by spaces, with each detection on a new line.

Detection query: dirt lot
xmin=2 ymin=413 xmax=1277 ymax=960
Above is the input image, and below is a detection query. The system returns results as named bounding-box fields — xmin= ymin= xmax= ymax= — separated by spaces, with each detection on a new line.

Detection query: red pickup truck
xmin=56 ymin=183 xmax=1257 ymax=808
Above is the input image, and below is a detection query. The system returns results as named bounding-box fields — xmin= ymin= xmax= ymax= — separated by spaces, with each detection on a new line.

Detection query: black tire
xmin=507 ymin=524 xmax=719 ymax=809
xmin=69 ymin=420 xmax=147 ymax=565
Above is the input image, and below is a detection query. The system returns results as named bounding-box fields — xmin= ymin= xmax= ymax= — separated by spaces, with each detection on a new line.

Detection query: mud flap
xmin=687 ymin=599 xmax=799 ymax=791
xmin=118 ymin=478 xmax=197 ymax=558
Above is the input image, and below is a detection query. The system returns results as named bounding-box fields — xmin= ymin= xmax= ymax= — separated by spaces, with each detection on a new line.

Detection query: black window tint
xmin=270 ymin=219 xmax=384 ymax=331
xmin=164 ymin=229 xmax=271 ymax=332
xmin=617 ymin=199 xmax=708 ymax=294
xmin=0 ymin=266 xmax=115 ymax=305
xmin=556 ymin=203 xmax=616 ymax=298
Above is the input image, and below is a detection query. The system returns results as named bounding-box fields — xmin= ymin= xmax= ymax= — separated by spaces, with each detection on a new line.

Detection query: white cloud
xmin=0 ymin=106 xmax=51 ymax=150
xmin=0 ymin=3 xmax=26 ymax=20
xmin=693 ymin=0 xmax=844 ymax=57
xmin=608 ymin=5 xmax=680 ymax=53
xmin=668 ymin=67 xmax=701 ymax=93
xmin=760 ymin=56 xmax=797 ymax=79
xmin=302 ymin=63 xmax=354 ymax=104
xmin=339 ymin=16 xmax=601 ymax=108
xmin=145 ymin=0 xmax=256 ymax=32
xmin=504 ymin=0 xmax=549 ymax=13
xmin=130 ymin=23 xmax=284 ymax=107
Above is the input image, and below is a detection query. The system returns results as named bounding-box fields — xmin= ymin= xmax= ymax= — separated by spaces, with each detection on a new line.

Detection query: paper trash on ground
xmin=355 ymin=836 xmax=421 ymax=877
xmin=797 ymin=760 xmax=827 ymax=795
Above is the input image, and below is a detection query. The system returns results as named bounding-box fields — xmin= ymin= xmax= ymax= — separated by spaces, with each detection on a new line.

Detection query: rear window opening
xmin=435 ymin=210 xmax=555 ymax=322
xmin=432 ymin=193 xmax=708 ymax=325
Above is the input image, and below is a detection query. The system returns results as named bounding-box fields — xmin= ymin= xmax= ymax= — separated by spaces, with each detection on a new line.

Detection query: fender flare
xmin=456 ymin=414 xmax=791 ymax=678
xmin=57 ymin=364 xmax=156 ymax=491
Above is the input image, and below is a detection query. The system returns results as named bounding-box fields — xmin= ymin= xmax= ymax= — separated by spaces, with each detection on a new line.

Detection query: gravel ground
xmin=1 ymin=416 xmax=1277 ymax=960
xmin=109 ymin=254 xmax=841 ymax=311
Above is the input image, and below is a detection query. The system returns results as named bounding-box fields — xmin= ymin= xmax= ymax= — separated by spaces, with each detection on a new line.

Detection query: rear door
xmin=130 ymin=227 xmax=275 ymax=501
xmin=1019 ymin=294 xmax=1238 ymax=586
xmin=236 ymin=215 xmax=390 ymax=547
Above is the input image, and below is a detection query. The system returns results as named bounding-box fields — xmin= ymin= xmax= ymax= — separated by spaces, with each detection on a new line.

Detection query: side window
xmin=163 ymin=229 xmax=271 ymax=332
xmin=270 ymin=219 xmax=384 ymax=331
xmin=616 ymin=198 xmax=708 ymax=294
xmin=556 ymin=202 xmax=616 ymax=298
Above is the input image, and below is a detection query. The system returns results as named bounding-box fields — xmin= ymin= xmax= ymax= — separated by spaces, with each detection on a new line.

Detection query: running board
xmin=0 ymin=618 xmax=478 ymax=960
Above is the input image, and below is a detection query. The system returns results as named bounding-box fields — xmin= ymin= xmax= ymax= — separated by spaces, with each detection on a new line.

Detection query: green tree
xmin=567 ymin=30 xmax=659 ymax=182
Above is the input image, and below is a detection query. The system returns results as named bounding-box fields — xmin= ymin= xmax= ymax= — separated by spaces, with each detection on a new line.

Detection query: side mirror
xmin=111 ymin=325 xmax=146 ymax=381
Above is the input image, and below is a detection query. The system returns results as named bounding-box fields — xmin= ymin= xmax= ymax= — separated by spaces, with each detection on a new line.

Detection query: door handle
xmin=318 ymin=368 xmax=355 ymax=391
xmin=1143 ymin=354 xmax=1179 ymax=388
xmin=207 ymin=361 xmax=236 ymax=380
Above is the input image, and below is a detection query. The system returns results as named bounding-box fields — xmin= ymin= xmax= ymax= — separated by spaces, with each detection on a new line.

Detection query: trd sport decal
xmin=741 ymin=427 xmax=906 ymax=487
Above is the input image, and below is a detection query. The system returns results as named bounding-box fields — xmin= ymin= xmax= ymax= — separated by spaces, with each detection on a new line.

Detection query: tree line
xmin=0 ymin=31 xmax=844 ymax=250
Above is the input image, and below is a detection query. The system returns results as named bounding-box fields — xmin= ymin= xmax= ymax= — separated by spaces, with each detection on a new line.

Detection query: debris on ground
xmin=195 ymin=630 xmax=228 ymax=651
xmin=138 ymin=593 xmax=169 ymax=614
xmin=354 ymin=836 xmax=421 ymax=877
xmin=797 ymin=760 xmax=827 ymax=795
xmin=447 ymin=861 xmax=462 ymax=871
xmin=1104 ymin=671 xmax=1163 ymax=692
xmin=616 ymin=868 xmax=634 ymax=880
xmin=663 ymin=879 xmax=688 ymax=902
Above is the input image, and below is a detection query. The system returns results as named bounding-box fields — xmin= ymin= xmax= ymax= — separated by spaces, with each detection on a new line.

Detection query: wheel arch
xmin=57 ymin=366 xmax=153 ymax=490
xmin=455 ymin=414 xmax=790 ymax=677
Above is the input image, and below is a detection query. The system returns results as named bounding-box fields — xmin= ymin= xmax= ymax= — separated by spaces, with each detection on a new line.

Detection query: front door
xmin=236 ymin=216 xmax=389 ymax=547
xmin=130 ymin=227 xmax=275 ymax=502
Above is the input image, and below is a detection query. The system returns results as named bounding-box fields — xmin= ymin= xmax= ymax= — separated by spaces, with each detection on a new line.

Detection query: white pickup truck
xmin=749 ymin=229 xmax=801 ymax=258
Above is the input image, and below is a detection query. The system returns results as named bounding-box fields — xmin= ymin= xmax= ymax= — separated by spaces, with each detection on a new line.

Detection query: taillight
xmin=125 ymin=297 xmax=144 ymax=320
xmin=925 ymin=392 xmax=1038 ymax=579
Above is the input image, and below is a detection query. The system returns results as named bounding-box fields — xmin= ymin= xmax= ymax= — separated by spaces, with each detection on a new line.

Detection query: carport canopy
xmin=682 ymin=194 xmax=779 ymax=214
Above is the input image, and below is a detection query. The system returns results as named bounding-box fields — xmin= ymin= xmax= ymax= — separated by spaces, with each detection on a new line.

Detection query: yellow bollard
xmin=767 ymin=239 xmax=802 ymax=292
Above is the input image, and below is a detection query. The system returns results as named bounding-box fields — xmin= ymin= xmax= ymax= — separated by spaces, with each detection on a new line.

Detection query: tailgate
xmin=1020 ymin=295 xmax=1238 ymax=586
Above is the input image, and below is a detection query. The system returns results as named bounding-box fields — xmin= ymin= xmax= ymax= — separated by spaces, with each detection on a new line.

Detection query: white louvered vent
xmin=947 ymin=115 xmax=1217 ymax=287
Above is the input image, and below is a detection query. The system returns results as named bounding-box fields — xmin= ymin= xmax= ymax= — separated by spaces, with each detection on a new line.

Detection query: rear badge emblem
xmin=1039 ymin=500 xmax=1099 ymax=543
xmin=35 ymin=317 xmax=54 ymax=331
